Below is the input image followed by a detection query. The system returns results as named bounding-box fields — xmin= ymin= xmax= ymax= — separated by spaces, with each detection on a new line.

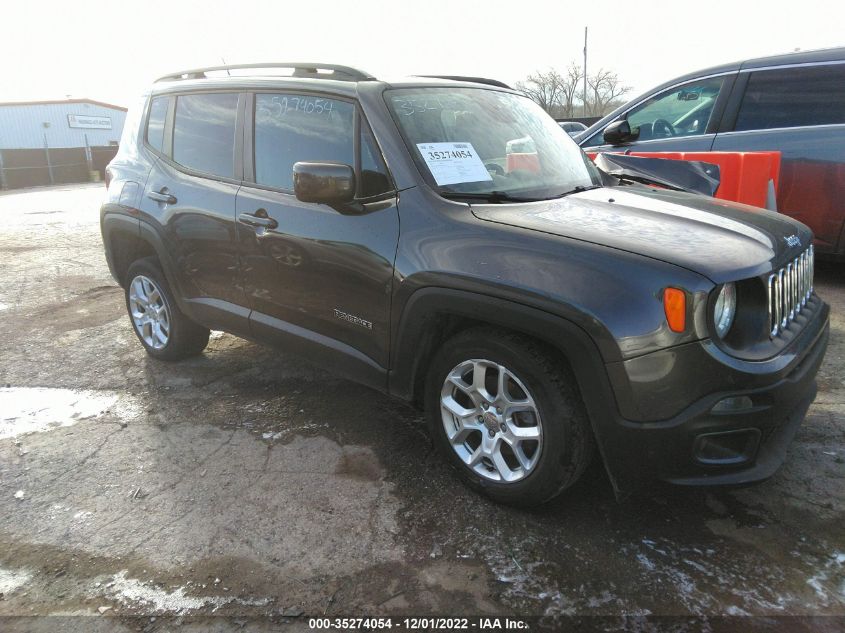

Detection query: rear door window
xmin=734 ymin=64 xmax=845 ymax=131
xmin=172 ymin=93 xmax=239 ymax=178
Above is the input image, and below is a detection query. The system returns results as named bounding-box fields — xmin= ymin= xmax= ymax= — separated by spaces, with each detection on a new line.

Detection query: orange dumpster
xmin=587 ymin=151 xmax=781 ymax=209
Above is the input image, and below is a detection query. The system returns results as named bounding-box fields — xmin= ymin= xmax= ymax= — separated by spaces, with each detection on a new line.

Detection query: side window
xmin=172 ymin=93 xmax=239 ymax=178
xmin=254 ymin=94 xmax=354 ymax=191
xmin=145 ymin=96 xmax=169 ymax=153
xmin=360 ymin=124 xmax=392 ymax=198
xmin=625 ymin=77 xmax=725 ymax=141
xmin=117 ymin=93 xmax=148 ymax=151
xmin=734 ymin=64 xmax=845 ymax=131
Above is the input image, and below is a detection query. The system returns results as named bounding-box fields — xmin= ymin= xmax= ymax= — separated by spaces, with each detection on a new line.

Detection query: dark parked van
xmin=102 ymin=63 xmax=828 ymax=505
xmin=579 ymin=47 xmax=845 ymax=259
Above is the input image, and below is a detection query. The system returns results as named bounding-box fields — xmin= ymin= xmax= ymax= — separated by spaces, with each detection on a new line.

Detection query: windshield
xmin=385 ymin=87 xmax=600 ymax=200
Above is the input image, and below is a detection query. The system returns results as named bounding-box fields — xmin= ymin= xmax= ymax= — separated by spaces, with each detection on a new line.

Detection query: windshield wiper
xmin=614 ymin=174 xmax=684 ymax=191
xmin=546 ymin=184 xmax=603 ymax=199
xmin=440 ymin=191 xmax=546 ymax=204
xmin=441 ymin=186 xmax=604 ymax=203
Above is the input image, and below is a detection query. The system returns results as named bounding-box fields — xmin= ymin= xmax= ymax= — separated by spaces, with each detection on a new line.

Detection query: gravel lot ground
xmin=0 ymin=183 xmax=843 ymax=631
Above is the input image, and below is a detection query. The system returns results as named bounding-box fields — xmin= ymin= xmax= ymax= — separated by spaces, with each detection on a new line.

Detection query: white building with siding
xmin=0 ymin=99 xmax=126 ymax=149
xmin=0 ymin=99 xmax=127 ymax=188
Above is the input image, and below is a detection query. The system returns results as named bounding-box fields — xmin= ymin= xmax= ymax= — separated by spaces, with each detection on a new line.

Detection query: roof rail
xmin=416 ymin=75 xmax=513 ymax=90
xmin=155 ymin=63 xmax=376 ymax=83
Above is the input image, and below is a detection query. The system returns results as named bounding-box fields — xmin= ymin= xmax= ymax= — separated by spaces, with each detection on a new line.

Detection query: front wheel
xmin=425 ymin=328 xmax=593 ymax=506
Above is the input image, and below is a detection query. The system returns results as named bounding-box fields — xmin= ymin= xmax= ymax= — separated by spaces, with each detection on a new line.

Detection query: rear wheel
xmin=425 ymin=328 xmax=593 ymax=506
xmin=125 ymin=257 xmax=209 ymax=360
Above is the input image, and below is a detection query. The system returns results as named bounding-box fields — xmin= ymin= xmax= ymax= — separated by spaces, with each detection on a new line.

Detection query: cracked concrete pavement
xmin=0 ymin=184 xmax=843 ymax=629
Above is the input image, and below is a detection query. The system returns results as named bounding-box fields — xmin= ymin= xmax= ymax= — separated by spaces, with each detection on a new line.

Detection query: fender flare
xmin=101 ymin=212 xmax=192 ymax=316
xmin=100 ymin=210 xmax=140 ymax=285
xmin=388 ymin=287 xmax=623 ymax=493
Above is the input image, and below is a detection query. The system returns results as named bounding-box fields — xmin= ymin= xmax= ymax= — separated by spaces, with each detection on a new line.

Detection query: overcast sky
xmin=3 ymin=0 xmax=843 ymax=108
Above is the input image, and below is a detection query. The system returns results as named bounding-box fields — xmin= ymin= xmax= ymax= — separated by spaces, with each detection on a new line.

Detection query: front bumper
xmin=594 ymin=300 xmax=829 ymax=492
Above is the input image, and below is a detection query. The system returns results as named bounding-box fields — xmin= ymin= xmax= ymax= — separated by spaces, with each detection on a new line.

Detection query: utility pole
xmin=84 ymin=133 xmax=94 ymax=173
xmin=583 ymin=26 xmax=588 ymax=117
xmin=43 ymin=131 xmax=55 ymax=186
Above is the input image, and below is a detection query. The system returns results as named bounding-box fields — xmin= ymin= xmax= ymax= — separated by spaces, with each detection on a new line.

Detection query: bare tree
xmin=559 ymin=63 xmax=583 ymax=117
xmin=515 ymin=69 xmax=564 ymax=114
xmin=586 ymin=69 xmax=631 ymax=116
xmin=517 ymin=63 xmax=630 ymax=119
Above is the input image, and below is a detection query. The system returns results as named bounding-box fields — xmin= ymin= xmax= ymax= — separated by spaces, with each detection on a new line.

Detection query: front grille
xmin=767 ymin=245 xmax=814 ymax=338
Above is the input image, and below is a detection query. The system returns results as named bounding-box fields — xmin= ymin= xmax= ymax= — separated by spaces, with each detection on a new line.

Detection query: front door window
xmin=625 ymin=77 xmax=725 ymax=141
xmin=254 ymin=94 xmax=354 ymax=191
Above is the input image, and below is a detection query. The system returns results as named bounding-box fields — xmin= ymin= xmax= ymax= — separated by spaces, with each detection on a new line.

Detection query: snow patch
xmin=0 ymin=567 xmax=32 ymax=594
xmin=0 ymin=387 xmax=139 ymax=439
xmin=261 ymin=423 xmax=328 ymax=441
xmin=100 ymin=571 xmax=272 ymax=614
xmin=636 ymin=553 xmax=656 ymax=571
xmin=805 ymin=552 xmax=845 ymax=604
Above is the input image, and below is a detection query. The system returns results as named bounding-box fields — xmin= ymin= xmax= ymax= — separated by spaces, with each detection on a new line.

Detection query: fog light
xmin=695 ymin=429 xmax=760 ymax=465
xmin=711 ymin=395 xmax=753 ymax=413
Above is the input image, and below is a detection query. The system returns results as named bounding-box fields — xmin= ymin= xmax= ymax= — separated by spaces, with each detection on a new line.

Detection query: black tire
xmin=124 ymin=256 xmax=210 ymax=360
xmin=425 ymin=327 xmax=594 ymax=506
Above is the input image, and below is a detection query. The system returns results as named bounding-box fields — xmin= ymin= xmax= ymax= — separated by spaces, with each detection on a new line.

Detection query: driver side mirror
xmin=293 ymin=162 xmax=356 ymax=205
xmin=603 ymin=120 xmax=640 ymax=146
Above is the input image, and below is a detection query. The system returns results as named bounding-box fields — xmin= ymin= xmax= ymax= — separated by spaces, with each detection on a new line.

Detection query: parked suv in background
xmin=558 ymin=121 xmax=588 ymax=136
xmin=579 ymin=47 xmax=845 ymax=260
xmin=102 ymin=63 xmax=829 ymax=505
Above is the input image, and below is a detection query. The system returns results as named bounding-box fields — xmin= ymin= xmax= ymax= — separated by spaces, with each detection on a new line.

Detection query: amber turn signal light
xmin=663 ymin=287 xmax=686 ymax=333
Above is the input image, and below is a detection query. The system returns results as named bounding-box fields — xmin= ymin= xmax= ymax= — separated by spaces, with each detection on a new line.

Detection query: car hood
xmin=470 ymin=186 xmax=813 ymax=283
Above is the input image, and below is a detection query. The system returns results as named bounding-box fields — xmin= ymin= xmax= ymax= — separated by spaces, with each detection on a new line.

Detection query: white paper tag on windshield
xmin=416 ymin=142 xmax=493 ymax=186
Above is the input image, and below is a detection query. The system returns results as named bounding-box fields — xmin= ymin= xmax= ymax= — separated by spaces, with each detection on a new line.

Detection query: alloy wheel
xmin=440 ymin=359 xmax=543 ymax=483
xmin=128 ymin=275 xmax=171 ymax=350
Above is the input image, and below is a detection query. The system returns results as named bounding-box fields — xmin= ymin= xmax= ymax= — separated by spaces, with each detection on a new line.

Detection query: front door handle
xmin=147 ymin=189 xmax=177 ymax=204
xmin=238 ymin=210 xmax=278 ymax=230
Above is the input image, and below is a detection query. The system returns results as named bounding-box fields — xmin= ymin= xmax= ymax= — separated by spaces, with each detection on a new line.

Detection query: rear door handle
xmin=238 ymin=211 xmax=278 ymax=230
xmin=147 ymin=189 xmax=177 ymax=204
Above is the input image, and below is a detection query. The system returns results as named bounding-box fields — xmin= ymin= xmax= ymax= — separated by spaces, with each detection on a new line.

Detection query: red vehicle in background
xmin=578 ymin=47 xmax=845 ymax=259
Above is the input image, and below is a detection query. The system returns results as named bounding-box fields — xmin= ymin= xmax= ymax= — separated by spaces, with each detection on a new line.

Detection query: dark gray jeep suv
xmin=101 ymin=63 xmax=829 ymax=505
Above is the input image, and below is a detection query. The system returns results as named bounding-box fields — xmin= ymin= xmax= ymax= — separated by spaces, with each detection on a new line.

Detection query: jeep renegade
xmin=101 ymin=63 xmax=830 ymax=505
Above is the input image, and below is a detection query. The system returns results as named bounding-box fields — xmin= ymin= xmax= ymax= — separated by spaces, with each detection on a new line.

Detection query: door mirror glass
xmin=293 ymin=162 xmax=355 ymax=204
xmin=603 ymin=120 xmax=639 ymax=145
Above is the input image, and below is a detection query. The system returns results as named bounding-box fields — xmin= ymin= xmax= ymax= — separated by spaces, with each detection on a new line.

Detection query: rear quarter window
xmin=145 ymin=96 xmax=169 ymax=153
xmin=117 ymin=94 xmax=149 ymax=152
xmin=734 ymin=64 xmax=845 ymax=131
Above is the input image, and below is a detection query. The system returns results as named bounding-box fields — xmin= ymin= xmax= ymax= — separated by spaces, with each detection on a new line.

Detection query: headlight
xmin=713 ymin=283 xmax=737 ymax=338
